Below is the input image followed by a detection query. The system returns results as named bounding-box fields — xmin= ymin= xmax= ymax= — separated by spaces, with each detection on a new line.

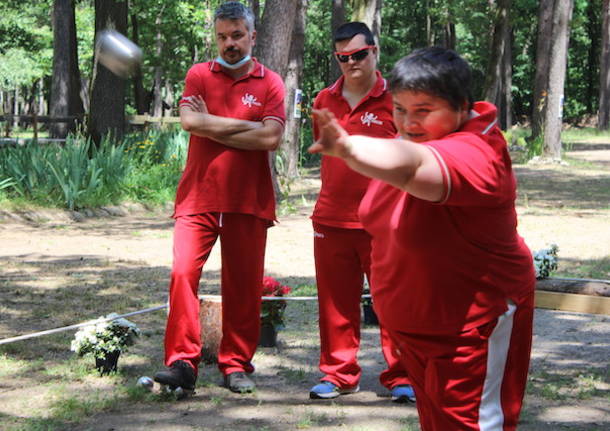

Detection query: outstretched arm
xmin=180 ymin=95 xmax=283 ymax=151
xmin=309 ymin=108 xmax=444 ymax=202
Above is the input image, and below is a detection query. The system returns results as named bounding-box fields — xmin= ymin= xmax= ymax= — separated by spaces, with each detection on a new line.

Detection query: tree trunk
xmin=254 ymin=0 xmax=298 ymax=201
xmin=500 ymin=27 xmax=513 ymax=129
xmin=151 ymin=12 xmax=164 ymax=119
xmin=541 ymin=0 xmax=573 ymax=160
xmin=254 ymin=0 xmax=298 ymax=78
xmin=483 ymin=0 xmax=512 ymax=119
xmin=89 ymin=0 xmax=128 ymax=145
xmin=351 ymin=0 xmax=382 ymax=46
xmin=131 ymin=13 xmax=148 ymax=114
xmin=49 ymin=0 xmax=84 ymax=139
xmin=530 ymin=0 xmax=554 ymax=142
xmin=283 ymin=0 xmax=308 ymax=179
xmin=329 ymin=0 xmax=346 ymax=83
xmin=599 ymin=0 xmax=610 ymax=130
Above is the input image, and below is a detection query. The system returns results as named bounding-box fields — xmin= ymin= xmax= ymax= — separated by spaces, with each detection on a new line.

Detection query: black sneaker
xmin=154 ymin=360 xmax=197 ymax=391
xmin=224 ymin=371 xmax=255 ymax=393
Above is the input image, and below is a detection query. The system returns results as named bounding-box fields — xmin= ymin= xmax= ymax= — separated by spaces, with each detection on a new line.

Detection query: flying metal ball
xmin=95 ymin=30 xmax=143 ymax=79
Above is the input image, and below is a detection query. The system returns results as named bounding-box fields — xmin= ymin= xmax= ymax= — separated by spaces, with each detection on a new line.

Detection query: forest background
xmin=0 ymin=0 xmax=609 ymax=187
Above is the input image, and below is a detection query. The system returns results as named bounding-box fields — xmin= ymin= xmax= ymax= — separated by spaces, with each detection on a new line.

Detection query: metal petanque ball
xmin=95 ymin=30 xmax=143 ymax=78
xmin=136 ymin=375 xmax=154 ymax=391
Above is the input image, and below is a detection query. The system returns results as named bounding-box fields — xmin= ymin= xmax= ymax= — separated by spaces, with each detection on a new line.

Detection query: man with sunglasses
xmin=309 ymin=22 xmax=414 ymax=403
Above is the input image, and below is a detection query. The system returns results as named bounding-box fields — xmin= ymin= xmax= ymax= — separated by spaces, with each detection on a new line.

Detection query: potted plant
xmin=70 ymin=313 xmax=140 ymax=375
xmin=259 ymin=276 xmax=292 ymax=347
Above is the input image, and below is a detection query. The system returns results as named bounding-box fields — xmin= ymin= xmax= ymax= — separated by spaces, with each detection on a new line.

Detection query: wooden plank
xmin=535 ymin=290 xmax=610 ymax=315
xmin=127 ymin=115 xmax=180 ymax=125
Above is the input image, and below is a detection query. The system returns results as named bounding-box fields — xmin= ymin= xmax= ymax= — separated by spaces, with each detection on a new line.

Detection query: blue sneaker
xmin=391 ymin=384 xmax=416 ymax=403
xmin=309 ymin=381 xmax=359 ymax=399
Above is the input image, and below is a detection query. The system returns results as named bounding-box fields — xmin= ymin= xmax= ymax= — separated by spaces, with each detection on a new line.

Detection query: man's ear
xmin=251 ymin=30 xmax=257 ymax=46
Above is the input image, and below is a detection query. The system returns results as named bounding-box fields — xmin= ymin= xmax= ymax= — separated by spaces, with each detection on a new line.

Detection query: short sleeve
xmin=179 ymin=65 xmax=205 ymax=106
xmin=427 ymin=132 xmax=514 ymax=207
xmin=262 ymin=72 xmax=286 ymax=127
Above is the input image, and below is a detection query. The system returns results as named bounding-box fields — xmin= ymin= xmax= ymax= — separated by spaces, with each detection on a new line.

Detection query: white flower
xmin=71 ymin=313 xmax=140 ymax=359
xmin=532 ymin=244 xmax=559 ymax=279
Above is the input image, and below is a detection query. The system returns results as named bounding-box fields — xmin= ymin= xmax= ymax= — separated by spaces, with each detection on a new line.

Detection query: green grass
xmin=562 ymin=127 xmax=610 ymax=143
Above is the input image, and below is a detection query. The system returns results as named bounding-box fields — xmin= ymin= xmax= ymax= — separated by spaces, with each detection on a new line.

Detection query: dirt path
xmin=1 ymin=145 xmax=609 ymax=430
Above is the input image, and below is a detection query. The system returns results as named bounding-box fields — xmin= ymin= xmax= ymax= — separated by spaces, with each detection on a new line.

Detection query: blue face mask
xmin=215 ymin=54 xmax=251 ymax=70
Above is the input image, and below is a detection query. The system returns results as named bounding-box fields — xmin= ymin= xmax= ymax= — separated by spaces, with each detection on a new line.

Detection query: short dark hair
xmin=389 ymin=47 xmax=473 ymax=111
xmin=334 ymin=22 xmax=375 ymax=47
xmin=214 ymin=1 xmax=255 ymax=32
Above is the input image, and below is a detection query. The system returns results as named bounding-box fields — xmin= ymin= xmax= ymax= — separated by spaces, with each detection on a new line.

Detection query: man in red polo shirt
xmin=308 ymin=22 xmax=413 ymax=402
xmin=154 ymin=1 xmax=285 ymax=396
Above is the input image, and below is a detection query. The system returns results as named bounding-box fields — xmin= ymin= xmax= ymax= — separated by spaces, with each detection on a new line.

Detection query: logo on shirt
xmin=242 ymin=93 xmax=262 ymax=108
xmin=313 ymin=231 xmax=325 ymax=239
xmin=360 ymin=112 xmax=383 ymax=126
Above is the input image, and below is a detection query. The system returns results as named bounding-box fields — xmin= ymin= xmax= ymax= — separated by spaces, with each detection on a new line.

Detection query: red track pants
xmin=313 ymin=222 xmax=410 ymax=389
xmin=387 ymin=294 xmax=534 ymax=430
xmin=164 ymin=213 xmax=268 ymax=376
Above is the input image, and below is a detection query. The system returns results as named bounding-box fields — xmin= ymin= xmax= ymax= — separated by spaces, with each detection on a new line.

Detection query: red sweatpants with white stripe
xmin=313 ymin=222 xmax=410 ymax=389
xmin=387 ymin=294 xmax=534 ymax=430
xmin=164 ymin=212 xmax=268 ymax=376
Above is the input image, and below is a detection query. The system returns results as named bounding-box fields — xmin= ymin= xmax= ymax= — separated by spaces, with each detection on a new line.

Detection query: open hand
xmin=308 ymin=109 xmax=353 ymax=159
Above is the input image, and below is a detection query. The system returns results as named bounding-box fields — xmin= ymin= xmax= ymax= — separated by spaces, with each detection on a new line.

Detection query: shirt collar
xmin=329 ymin=70 xmax=387 ymax=99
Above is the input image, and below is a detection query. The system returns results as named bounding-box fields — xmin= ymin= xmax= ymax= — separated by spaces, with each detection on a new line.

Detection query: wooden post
xmin=199 ymin=297 xmax=223 ymax=364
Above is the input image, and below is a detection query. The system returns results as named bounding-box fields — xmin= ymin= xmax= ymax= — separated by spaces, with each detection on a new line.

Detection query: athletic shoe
xmin=224 ymin=371 xmax=255 ymax=393
xmin=309 ymin=381 xmax=360 ymax=399
xmin=153 ymin=360 xmax=196 ymax=391
xmin=391 ymin=384 xmax=416 ymax=403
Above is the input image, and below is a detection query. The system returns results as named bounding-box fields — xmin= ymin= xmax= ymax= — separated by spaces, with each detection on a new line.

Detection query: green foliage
xmin=0 ymin=129 xmax=187 ymax=210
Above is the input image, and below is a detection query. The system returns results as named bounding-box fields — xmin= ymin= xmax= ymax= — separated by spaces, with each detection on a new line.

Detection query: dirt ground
xmin=0 ymin=143 xmax=609 ymax=430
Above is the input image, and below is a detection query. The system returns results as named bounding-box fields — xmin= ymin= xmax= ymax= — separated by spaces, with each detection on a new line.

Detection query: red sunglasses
xmin=335 ymin=45 xmax=376 ymax=63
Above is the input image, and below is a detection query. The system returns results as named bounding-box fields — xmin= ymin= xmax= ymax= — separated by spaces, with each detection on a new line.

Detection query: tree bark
xmin=131 ymin=13 xmax=148 ymax=115
xmin=254 ymin=0 xmax=298 ymax=78
xmin=531 ymin=0 xmax=554 ymax=142
xmin=49 ymin=0 xmax=84 ymax=139
xmin=253 ymin=0 xmax=298 ymax=201
xmin=500 ymin=27 xmax=513 ymax=129
xmin=89 ymin=0 xmax=128 ymax=145
xmin=151 ymin=11 xmax=164 ymax=119
xmin=329 ymin=0 xmax=346 ymax=83
xmin=541 ymin=0 xmax=573 ymax=160
xmin=483 ymin=0 xmax=512 ymax=121
xmin=599 ymin=0 xmax=610 ymax=130
xmin=351 ymin=0 xmax=382 ymax=46
xmin=283 ymin=0 xmax=308 ymax=179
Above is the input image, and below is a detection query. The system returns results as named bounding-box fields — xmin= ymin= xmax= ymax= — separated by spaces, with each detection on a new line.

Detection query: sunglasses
xmin=335 ymin=45 xmax=375 ymax=63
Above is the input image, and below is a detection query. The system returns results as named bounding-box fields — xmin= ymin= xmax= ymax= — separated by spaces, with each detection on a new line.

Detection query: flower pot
xmin=95 ymin=350 xmax=120 ymax=375
xmin=362 ymin=303 xmax=379 ymax=326
xmin=258 ymin=323 xmax=277 ymax=347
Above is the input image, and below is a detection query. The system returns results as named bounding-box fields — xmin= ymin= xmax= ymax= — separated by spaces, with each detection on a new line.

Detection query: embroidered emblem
xmin=313 ymin=231 xmax=325 ymax=238
xmin=360 ymin=112 xmax=383 ymax=126
xmin=242 ymin=93 xmax=262 ymax=107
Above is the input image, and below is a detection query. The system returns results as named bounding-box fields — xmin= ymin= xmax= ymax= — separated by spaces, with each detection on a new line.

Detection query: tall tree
xmin=283 ymin=0 xmax=308 ymax=179
xmin=599 ymin=0 xmax=610 ymax=130
xmin=483 ymin=0 xmax=512 ymax=129
xmin=253 ymin=0 xmax=298 ymax=199
xmin=540 ymin=0 xmax=573 ymax=160
xmin=49 ymin=0 xmax=84 ymax=138
xmin=329 ymin=0 xmax=346 ymax=83
xmin=88 ymin=0 xmax=128 ymax=145
xmin=351 ymin=0 xmax=382 ymax=45
xmin=130 ymin=13 xmax=147 ymax=114
xmin=254 ymin=0 xmax=298 ymax=78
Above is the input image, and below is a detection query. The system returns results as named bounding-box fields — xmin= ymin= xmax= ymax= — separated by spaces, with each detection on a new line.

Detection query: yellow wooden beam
xmin=535 ymin=290 xmax=610 ymax=315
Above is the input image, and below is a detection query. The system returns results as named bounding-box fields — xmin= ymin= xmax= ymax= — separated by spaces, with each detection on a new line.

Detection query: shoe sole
xmin=391 ymin=394 xmax=416 ymax=403
xmin=309 ymin=385 xmax=360 ymax=399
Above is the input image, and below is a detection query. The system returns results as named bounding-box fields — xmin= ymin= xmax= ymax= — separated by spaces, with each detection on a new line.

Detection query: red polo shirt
xmin=359 ymin=102 xmax=536 ymax=334
xmin=173 ymin=59 xmax=285 ymax=221
xmin=311 ymin=71 xmax=397 ymax=228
